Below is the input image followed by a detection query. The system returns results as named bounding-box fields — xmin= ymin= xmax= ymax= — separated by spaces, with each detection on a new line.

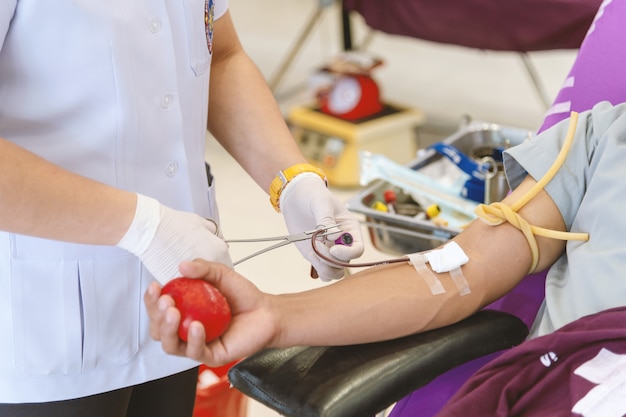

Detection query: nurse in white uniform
xmin=0 ymin=0 xmax=364 ymax=415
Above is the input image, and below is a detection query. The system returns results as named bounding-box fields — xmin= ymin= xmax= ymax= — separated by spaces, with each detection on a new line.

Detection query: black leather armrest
xmin=228 ymin=309 xmax=528 ymax=417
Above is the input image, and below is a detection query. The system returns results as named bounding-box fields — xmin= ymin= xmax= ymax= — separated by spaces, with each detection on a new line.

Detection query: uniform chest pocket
xmin=10 ymin=246 xmax=141 ymax=376
xmin=183 ymin=0 xmax=213 ymax=76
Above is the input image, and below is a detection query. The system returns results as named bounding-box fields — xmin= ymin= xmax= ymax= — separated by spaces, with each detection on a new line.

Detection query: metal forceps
xmin=226 ymin=224 xmax=341 ymax=266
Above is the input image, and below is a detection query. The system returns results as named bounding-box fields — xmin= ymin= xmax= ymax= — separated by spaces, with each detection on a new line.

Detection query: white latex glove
xmin=116 ymin=193 xmax=232 ymax=284
xmin=279 ymin=173 xmax=364 ymax=281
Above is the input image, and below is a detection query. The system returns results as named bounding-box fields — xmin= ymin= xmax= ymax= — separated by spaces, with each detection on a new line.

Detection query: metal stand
xmin=519 ymin=52 xmax=552 ymax=109
xmin=268 ymin=0 xmax=336 ymax=92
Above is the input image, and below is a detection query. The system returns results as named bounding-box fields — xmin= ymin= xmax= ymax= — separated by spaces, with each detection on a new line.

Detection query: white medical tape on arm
xmin=406 ymin=253 xmax=445 ymax=295
xmin=424 ymin=241 xmax=471 ymax=296
xmin=449 ymin=267 xmax=471 ymax=295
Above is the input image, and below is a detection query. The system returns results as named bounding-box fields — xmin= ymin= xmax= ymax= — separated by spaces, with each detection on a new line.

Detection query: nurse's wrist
xmin=116 ymin=193 xmax=162 ymax=255
xmin=269 ymin=163 xmax=327 ymax=212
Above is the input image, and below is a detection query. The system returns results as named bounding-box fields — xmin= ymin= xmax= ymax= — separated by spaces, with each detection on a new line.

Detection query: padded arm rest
xmin=228 ymin=309 xmax=528 ymax=417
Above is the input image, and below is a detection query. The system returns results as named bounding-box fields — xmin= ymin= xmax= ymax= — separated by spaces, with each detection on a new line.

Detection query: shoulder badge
xmin=205 ymin=0 xmax=215 ymax=54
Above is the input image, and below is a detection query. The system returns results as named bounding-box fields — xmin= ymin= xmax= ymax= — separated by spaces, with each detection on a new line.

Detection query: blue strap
xmin=429 ymin=142 xmax=488 ymax=182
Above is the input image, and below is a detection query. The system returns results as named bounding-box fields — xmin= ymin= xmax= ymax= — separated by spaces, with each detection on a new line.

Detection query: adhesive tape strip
xmin=449 ymin=266 xmax=471 ymax=296
xmin=407 ymin=253 xmax=445 ymax=295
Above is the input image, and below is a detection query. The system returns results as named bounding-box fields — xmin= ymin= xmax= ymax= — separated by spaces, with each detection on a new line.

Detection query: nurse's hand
xmin=117 ymin=193 xmax=232 ymax=284
xmin=279 ymin=174 xmax=364 ymax=281
xmin=144 ymin=260 xmax=276 ymax=366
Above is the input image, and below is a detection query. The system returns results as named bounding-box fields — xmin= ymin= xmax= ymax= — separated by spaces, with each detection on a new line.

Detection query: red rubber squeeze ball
xmin=161 ymin=277 xmax=232 ymax=342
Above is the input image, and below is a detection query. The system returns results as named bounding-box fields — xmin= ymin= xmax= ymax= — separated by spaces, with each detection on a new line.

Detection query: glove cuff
xmin=269 ymin=163 xmax=327 ymax=212
xmin=116 ymin=193 xmax=162 ymax=256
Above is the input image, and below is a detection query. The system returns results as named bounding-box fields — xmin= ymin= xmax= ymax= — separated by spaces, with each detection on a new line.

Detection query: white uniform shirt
xmin=504 ymin=101 xmax=626 ymax=337
xmin=0 ymin=0 xmax=228 ymax=402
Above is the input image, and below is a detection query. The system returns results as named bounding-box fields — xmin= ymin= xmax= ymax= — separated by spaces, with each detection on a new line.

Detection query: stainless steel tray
xmin=347 ymin=121 xmax=533 ymax=255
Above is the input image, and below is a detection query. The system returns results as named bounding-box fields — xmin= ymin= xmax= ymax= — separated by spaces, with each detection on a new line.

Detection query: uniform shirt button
xmin=149 ymin=18 xmax=162 ymax=34
xmin=161 ymin=93 xmax=174 ymax=109
xmin=165 ymin=161 xmax=178 ymax=177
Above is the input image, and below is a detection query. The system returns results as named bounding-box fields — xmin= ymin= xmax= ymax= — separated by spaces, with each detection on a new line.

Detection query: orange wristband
xmin=269 ymin=163 xmax=327 ymax=212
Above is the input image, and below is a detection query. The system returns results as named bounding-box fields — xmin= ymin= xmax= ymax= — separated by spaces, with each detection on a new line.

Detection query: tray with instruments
xmin=347 ymin=121 xmax=533 ymax=255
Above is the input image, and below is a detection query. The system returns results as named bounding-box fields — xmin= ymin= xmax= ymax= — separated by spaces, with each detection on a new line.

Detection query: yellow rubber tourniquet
xmin=474 ymin=111 xmax=589 ymax=274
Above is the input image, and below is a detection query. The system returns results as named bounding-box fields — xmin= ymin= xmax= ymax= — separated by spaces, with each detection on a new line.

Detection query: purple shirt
xmin=436 ymin=307 xmax=626 ymax=417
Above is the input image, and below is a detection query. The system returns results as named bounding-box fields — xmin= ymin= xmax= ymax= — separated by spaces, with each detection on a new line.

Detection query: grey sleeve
xmin=503 ymin=101 xmax=626 ymax=229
